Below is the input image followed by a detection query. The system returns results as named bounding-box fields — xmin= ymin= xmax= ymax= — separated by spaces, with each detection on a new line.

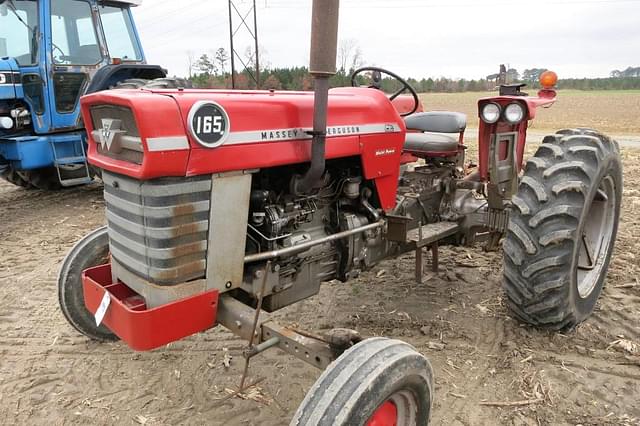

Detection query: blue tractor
xmin=0 ymin=0 xmax=182 ymax=189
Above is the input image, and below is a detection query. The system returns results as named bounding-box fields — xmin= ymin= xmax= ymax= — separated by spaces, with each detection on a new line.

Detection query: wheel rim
xmin=367 ymin=390 xmax=419 ymax=426
xmin=576 ymin=175 xmax=616 ymax=298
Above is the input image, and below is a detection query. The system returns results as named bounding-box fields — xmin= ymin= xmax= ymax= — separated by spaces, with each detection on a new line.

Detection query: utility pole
xmin=253 ymin=0 xmax=260 ymax=89
xmin=228 ymin=1 xmax=236 ymax=89
xmin=227 ymin=0 xmax=260 ymax=89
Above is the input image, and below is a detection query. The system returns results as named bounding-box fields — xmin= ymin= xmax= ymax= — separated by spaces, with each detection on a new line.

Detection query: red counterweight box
xmin=82 ymin=264 xmax=219 ymax=351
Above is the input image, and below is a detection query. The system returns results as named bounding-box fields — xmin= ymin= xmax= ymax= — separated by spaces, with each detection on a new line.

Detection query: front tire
xmin=291 ymin=338 xmax=434 ymax=426
xmin=58 ymin=226 xmax=118 ymax=341
xmin=503 ymin=128 xmax=622 ymax=329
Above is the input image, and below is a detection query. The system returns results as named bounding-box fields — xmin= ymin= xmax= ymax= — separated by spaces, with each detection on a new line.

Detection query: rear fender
xmin=85 ymin=64 xmax=166 ymax=94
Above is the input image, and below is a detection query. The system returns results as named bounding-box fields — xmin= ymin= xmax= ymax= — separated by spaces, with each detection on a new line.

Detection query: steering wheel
xmin=351 ymin=66 xmax=419 ymax=117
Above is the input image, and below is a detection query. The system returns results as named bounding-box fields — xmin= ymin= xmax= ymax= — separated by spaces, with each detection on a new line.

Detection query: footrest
xmin=48 ymin=134 xmax=92 ymax=187
xmin=55 ymin=156 xmax=87 ymax=166
xmin=59 ymin=176 xmax=93 ymax=187
xmin=82 ymin=264 xmax=219 ymax=351
xmin=407 ymin=221 xmax=459 ymax=248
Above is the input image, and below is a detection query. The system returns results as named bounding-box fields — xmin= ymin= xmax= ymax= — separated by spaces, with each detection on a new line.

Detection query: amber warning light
xmin=540 ymin=70 xmax=558 ymax=89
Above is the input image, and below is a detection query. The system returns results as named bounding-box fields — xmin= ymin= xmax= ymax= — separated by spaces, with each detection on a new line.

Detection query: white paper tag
xmin=94 ymin=291 xmax=111 ymax=327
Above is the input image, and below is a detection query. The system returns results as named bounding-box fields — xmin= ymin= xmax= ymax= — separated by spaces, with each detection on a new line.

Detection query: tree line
xmin=185 ymin=48 xmax=640 ymax=92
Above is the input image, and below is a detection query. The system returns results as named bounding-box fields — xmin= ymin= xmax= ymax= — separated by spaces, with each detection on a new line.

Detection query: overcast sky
xmin=132 ymin=0 xmax=640 ymax=80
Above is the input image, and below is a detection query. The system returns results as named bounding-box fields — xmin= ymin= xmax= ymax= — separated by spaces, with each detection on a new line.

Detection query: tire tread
xmin=503 ymin=128 xmax=621 ymax=329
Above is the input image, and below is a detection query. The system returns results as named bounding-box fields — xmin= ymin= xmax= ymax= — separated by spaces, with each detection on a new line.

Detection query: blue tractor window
xmin=0 ymin=0 xmax=38 ymax=66
xmin=51 ymin=0 xmax=102 ymax=65
xmin=99 ymin=5 xmax=142 ymax=61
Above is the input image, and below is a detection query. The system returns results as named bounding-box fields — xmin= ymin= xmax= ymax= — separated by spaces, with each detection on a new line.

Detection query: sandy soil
xmin=1 ymin=145 xmax=639 ymax=425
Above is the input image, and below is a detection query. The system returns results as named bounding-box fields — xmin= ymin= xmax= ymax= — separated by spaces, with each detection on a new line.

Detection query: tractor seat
xmin=404 ymin=132 xmax=459 ymax=155
xmin=402 ymin=111 xmax=466 ymax=157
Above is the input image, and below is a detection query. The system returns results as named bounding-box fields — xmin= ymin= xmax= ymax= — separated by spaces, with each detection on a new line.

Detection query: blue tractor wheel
xmin=1 ymin=166 xmax=32 ymax=188
xmin=1 ymin=166 xmax=92 ymax=190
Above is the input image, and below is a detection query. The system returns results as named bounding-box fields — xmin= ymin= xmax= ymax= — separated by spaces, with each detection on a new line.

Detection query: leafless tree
xmin=186 ymin=50 xmax=195 ymax=79
xmin=338 ymin=38 xmax=364 ymax=74
xmin=243 ymin=45 xmax=270 ymax=70
xmin=350 ymin=45 xmax=364 ymax=73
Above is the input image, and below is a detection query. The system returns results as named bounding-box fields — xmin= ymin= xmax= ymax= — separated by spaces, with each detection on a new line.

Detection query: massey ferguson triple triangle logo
xmin=98 ymin=119 xmax=125 ymax=151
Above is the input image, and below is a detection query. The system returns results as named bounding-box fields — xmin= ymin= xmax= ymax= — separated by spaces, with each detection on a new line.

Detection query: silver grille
xmin=102 ymin=170 xmax=211 ymax=285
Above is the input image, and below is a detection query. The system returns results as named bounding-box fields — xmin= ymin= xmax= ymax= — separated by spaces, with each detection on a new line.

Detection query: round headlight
xmin=481 ymin=103 xmax=501 ymax=124
xmin=0 ymin=117 xmax=13 ymax=130
xmin=504 ymin=103 xmax=525 ymax=124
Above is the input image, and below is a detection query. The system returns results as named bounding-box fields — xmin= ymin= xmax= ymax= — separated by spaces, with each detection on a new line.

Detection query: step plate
xmin=59 ymin=176 xmax=93 ymax=187
xmin=406 ymin=221 xmax=460 ymax=247
xmin=55 ymin=156 xmax=87 ymax=166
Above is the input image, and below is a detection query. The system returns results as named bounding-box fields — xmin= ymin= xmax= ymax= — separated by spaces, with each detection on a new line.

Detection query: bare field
xmin=421 ymin=90 xmax=640 ymax=135
xmin=0 ymin=145 xmax=639 ymax=424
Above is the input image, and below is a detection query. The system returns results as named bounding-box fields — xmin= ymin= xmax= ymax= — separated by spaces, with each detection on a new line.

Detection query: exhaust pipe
xmin=292 ymin=0 xmax=340 ymax=195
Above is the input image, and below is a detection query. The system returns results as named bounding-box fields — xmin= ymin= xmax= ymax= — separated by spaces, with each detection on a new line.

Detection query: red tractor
xmin=58 ymin=1 xmax=622 ymax=424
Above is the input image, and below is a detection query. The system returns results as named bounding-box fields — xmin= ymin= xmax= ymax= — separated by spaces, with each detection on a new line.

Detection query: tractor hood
xmin=0 ymin=57 xmax=20 ymax=100
xmin=80 ymin=87 xmax=407 ymax=183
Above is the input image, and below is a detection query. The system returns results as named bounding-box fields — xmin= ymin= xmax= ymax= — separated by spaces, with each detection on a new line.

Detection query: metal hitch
xmin=217 ymin=295 xmax=338 ymax=370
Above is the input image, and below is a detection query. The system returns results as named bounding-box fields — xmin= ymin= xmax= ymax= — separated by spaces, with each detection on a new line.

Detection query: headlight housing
xmin=504 ymin=102 xmax=525 ymax=124
xmin=480 ymin=103 xmax=501 ymax=124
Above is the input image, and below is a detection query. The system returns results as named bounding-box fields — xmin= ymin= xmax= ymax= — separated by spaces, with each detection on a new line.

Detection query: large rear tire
xmin=19 ymin=167 xmax=63 ymax=190
xmin=15 ymin=166 xmax=94 ymax=190
xmin=112 ymin=77 xmax=192 ymax=90
xmin=503 ymin=128 xmax=622 ymax=330
xmin=58 ymin=226 xmax=118 ymax=341
xmin=1 ymin=166 xmax=72 ymax=190
xmin=290 ymin=338 xmax=434 ymax=426
xmin=1 ymin=165 xmax=32 ymax=188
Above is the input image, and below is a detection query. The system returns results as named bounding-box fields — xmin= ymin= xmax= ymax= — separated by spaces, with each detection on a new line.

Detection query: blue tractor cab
xmin=0 ymin=0 xmax=169 ymax=189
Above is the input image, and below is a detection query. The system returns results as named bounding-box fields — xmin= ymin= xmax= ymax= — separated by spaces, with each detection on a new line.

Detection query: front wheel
xmin=503 ymin=128 xmax=622 ymax=329
xmin=291 ymin=338 xmax=434 ymax=426
xmin=58 ymin=226 xmax=118 ymax=341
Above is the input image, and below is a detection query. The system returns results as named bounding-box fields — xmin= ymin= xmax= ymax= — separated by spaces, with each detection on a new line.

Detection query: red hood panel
xmin=80 ymin=87 xmax=405 ymax=209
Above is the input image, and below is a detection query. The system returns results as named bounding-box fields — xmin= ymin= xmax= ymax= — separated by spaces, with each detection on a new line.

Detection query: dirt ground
xmin=1 ymin=143 xmax=639 ymax=426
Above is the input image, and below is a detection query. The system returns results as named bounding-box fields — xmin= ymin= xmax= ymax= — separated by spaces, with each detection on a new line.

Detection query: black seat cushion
xmin=404 ymin=111 xmax=467 ymax=133
xmin=404 ymin=132 xmax=459 ymax=154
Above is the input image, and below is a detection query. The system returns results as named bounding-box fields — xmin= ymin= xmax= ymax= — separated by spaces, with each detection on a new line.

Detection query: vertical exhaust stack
xmin=292 ymin=0 xmax=340 ymax=195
